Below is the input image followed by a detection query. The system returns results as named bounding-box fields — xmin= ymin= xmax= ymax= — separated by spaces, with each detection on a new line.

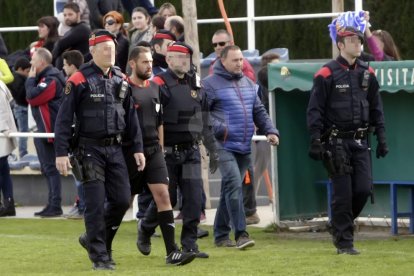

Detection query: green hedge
xmin=1 ymin=0 xmax=412 ymax=59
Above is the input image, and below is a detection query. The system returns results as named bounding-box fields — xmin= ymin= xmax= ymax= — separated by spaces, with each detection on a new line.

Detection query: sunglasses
xmin=105 ymin=19 xmax=116 ymax=26
xmin=212 ymin=41 xmax=228 ymax=48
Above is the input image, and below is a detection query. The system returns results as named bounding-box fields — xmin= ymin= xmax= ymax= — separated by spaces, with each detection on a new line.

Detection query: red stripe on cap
xmin=337 ymin=31 xmax=357 ymax=37
xmin=154 ymin=33 xmax=174 ymax=40
xmin=89 ymin=35 xmax=114 ymax=46
xmin=167 ymin=45 xmax=190 ymax=54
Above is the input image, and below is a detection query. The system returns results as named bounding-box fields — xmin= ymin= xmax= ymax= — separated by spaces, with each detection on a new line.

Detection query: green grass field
xmin=0 ymin=219 xmax=413 ymax=275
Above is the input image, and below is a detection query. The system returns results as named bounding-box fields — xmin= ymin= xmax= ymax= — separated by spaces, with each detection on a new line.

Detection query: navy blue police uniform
xmin=54 ymin=31 xmax=143 ymax=268
xmin=307 ymin=28 xmax=388 ymax=253
xmin=139 ymin=42 xmax=218 ymax=254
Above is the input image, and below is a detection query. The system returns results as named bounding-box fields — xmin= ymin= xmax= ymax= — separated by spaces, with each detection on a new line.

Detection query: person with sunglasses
xmin=103 ymin=11 xmax=129 ymax=73
xmin=208 ymin=29 xmax=256 ymax=82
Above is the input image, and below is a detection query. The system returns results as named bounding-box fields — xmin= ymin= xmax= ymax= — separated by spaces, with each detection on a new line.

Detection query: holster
xmin=69 ymin=155 xmax=85 ymax=182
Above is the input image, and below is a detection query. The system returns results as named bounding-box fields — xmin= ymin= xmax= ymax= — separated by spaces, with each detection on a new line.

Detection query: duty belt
xmin=164 ymin=141 xmax=199 ymax=154
xmin=79 ymin=135 xmax=122 ymax=146
xmin=330 ymin=128 xmax=368 ymax=139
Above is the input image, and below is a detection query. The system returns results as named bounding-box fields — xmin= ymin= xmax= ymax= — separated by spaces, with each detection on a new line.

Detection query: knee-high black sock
xmin=158 ymin=210 xmax=177 ymax=255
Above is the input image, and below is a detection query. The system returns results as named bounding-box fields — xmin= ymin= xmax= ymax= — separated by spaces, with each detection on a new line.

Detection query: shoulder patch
xmin=152 ymin=76 xmax=165 ymax=86
xmin=368 ymin=66 xmax=376 ymax=75
xmin=64 ymin=82 xmax=72 ymax=95
xmin=314 ymin=67 xmax=332 ymax=78
xmin=68 ymin=71 xmax=87 ymax=85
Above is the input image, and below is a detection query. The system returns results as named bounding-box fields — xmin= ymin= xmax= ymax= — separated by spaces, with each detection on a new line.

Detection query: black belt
xmin=331 ymin=128 xmax=368 ymax=139
xmin=164 ymin=141 xmax=199 ymax=153
xmin=79 ymin=135 xmax=122 ymax=146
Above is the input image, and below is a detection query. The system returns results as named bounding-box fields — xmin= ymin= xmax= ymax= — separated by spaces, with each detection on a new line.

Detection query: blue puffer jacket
xmin=201 ymin=60 xmax=279 ymax=154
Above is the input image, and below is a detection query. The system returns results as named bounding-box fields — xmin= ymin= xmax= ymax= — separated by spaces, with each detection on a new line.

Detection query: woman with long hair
xmin=30 ymin=16 xmax=60 ymax=56
xmin=103 ymin=11 xmax=129 ymax=72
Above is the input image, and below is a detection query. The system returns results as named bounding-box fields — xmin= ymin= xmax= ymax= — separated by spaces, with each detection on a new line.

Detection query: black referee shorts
xmin=126 ymin=144 xmax=169 ymax=195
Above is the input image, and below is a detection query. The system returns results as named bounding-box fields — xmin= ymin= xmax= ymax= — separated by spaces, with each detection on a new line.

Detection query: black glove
xmin=376 ymin=142 xmax=389 ymax=159
xmin=308 ymin=139 xmax=324 ymax=161
xmin=209 ymin=152 xmax=219 ymax=174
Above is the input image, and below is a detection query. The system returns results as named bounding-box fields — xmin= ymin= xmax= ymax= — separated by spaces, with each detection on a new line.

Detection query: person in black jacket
xmin=7 ymin=58 xmax=31 ymax=158
xmin=54 ymin=30 xmax=145 ymax=271
xmin=307 ymin=26 xmax=388 ymax=255
xmin=52 ymin=2 xmax=91 ymax=70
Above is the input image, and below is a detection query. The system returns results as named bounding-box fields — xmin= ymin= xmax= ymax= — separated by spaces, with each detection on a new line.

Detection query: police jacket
xmin=307 ymin=55 xmax=386 ymax=142
xmin=153 ymin=69 xmax=217 ymax=153
xmin=202 ymin=60 xmax=279 ymax=154
xmin=129 ymin=79 xmax=162 ymax=147
xmin=25 ymin=65 xmax=65 ymax=142
xmin=54 ymin=62 xmax=143 ymax=157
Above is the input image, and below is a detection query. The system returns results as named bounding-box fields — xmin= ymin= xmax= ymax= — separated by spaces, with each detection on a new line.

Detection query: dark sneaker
xmin=184 ymin=248 xmax=209 ymax=258
xmin=197 ymin=227 xmax=209 ymax=239
xmin=245 ymin=212 xmax=260 ymax=225
xmin=137 ymin=220 xmax=151 ymax=255
xmin=337 ymin=247 xmax=360 ymax=255
xmin=107 ymin=250 xmax=116 ymax=265
xmin=40 ymin=207 xmax=63 ymax=218
xmin=236 ymin=234 xmax=255 ymax=250
xmin=215 ymin=239 xmax=236 ymax=247
xmin=34 ymin=205 xmax=50 ymax=216
xmin=93 ymin=261 xmax=115 ymax=271
xmin=165 ymin=250 xmax=196 ymax=266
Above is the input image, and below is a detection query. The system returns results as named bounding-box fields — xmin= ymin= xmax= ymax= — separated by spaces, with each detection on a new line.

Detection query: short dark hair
xmin=62 ymin=50 xmax=84 ymax=69
xmin=129 ymin=46 xmax=151 ymax=61
xmin=220 ymin=45 xmax=240 ymax=59
xmin=261 ymin=52 xmax=280 ymax=67
xmin=14 ymin=57 xmax=31 ymax=71
xmin=152 ymin=15 xmax=166 ymax=32
xmin=64 ymin=2 xmax=80 ymax=13
xmin=168 ymin=18 xmax=184 ymax=35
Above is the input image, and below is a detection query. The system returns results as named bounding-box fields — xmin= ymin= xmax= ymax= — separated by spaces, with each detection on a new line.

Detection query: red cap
xmin=88 ymin=30 xmax=116 ymax=46
xmin=154 ymin=32 xmax=175 ymax=41
xmin=167 ymin=44 xmax=191 ymax=54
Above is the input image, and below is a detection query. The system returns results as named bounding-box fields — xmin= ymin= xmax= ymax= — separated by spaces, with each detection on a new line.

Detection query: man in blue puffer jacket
xmin=201 ymin=45 xmax=279 ymax=249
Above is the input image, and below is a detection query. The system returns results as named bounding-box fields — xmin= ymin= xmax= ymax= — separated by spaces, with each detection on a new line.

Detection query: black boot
xmin=0 ymin=198 xmax=16 ymax=217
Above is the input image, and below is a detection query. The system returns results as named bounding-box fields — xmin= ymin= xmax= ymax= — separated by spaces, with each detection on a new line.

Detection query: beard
xmin=135 ymin=70 xmax=151 ymax=80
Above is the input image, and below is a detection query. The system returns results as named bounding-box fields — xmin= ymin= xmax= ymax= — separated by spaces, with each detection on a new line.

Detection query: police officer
xmin=137 ymin=42 xmax=218 ymax=258
xmin=307 ymin=26 xmax=389 ymax=255
xmin=54 ymin=30 xmax=145 ymax=270
xmin=125 ymin=46 xmax=195 ymax=265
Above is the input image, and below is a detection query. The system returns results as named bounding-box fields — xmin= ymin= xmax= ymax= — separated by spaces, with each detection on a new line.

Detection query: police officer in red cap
xmin=54 ymin=29 xmax=145 ymax=270
xmin=307 ymin=26 xmax=388 ymax=255
xmin=137 ymin=41 xmax=219 ymax=259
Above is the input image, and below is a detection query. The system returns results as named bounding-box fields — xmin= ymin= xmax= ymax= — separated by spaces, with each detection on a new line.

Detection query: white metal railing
xmin=0 ymin=132 xmax=268 ymax=141
xmin=1 ymin=0 xmax=363 ymax=51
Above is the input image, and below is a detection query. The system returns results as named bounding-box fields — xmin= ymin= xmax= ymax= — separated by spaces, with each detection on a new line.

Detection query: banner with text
xmin=269 ymin=60 xmax=414 ymax=93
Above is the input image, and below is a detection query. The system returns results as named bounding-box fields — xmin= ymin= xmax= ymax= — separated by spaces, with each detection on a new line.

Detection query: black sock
xmin=157 ymin=210 xmax=177 ymax=255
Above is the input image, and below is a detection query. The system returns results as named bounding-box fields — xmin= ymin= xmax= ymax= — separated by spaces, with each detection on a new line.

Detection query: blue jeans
xmin=72 ymin=177 xmax=85 ymax=213
xmin=13 ymin=105 xmax=28 ymax=158
xmin=214 ymin=149 xmax=251 ymax=242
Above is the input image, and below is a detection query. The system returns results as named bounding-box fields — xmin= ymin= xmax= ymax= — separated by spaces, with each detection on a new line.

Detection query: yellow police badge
xmin=190 ymin=90 xmax=198 ymax=98
xmin=65 ymin=82 xmax=72 ymax=95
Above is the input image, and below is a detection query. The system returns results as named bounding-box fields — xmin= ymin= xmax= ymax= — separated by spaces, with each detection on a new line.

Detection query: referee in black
xmin=124 ymin=46 xmax=195 ymax=266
